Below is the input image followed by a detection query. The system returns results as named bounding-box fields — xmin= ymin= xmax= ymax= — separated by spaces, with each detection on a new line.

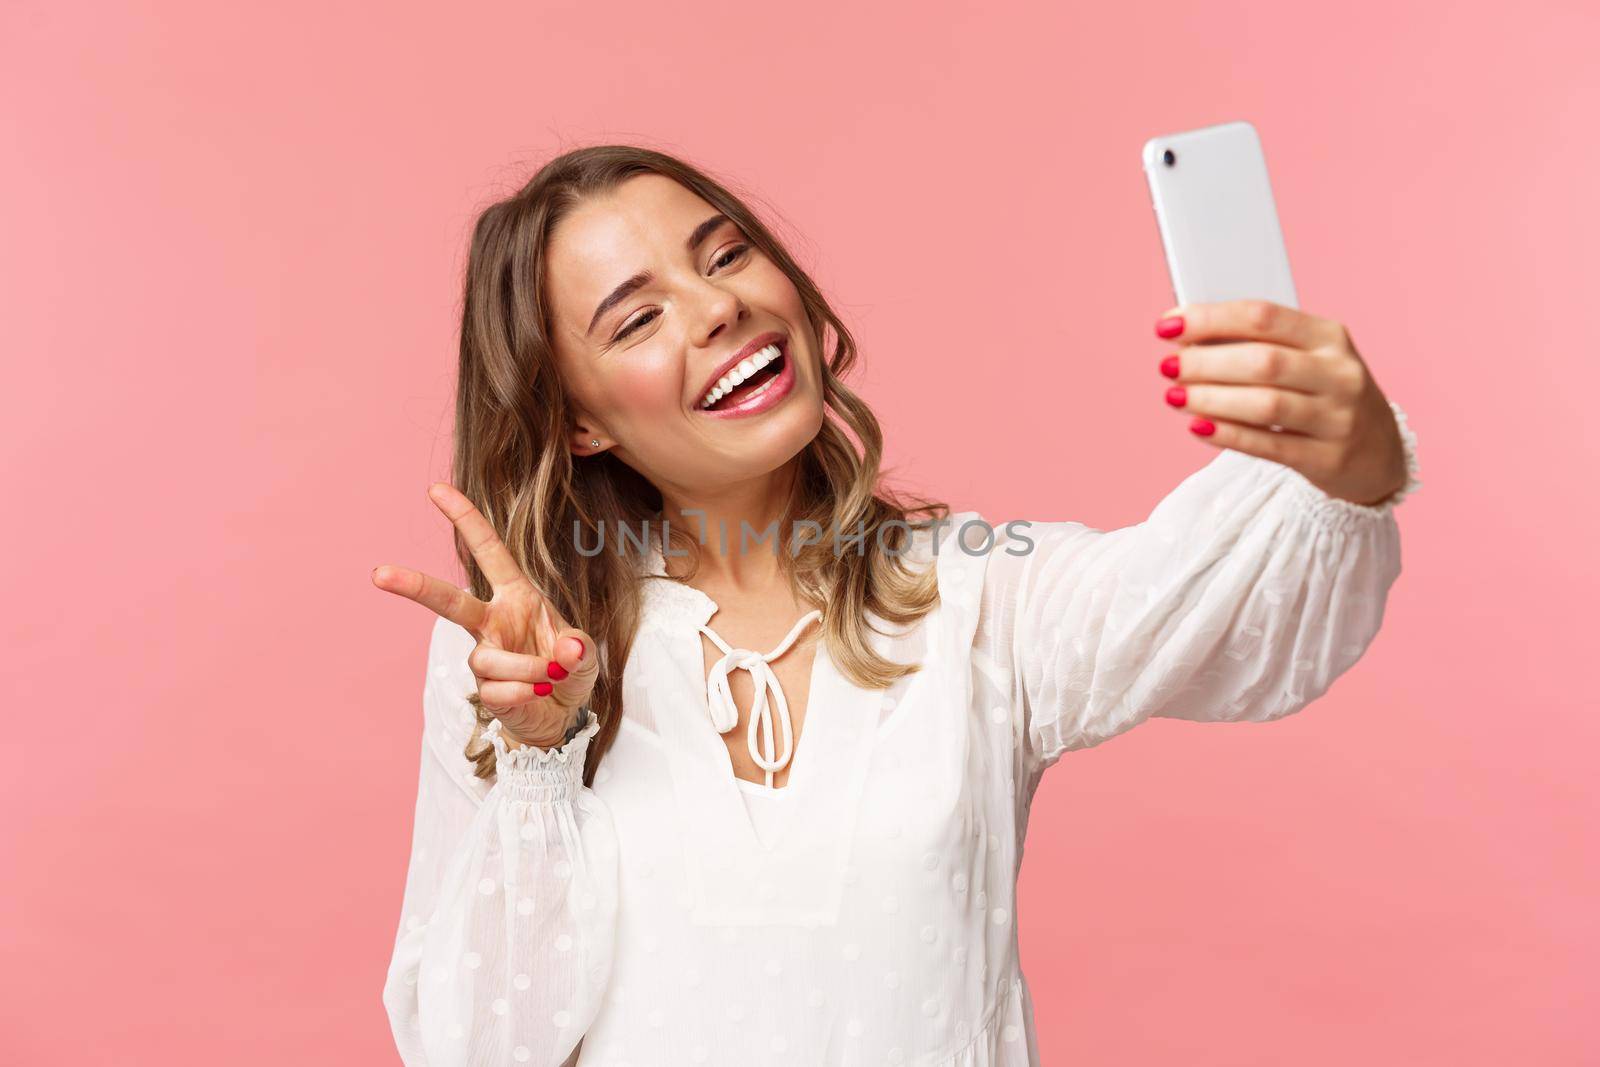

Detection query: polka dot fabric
xmin=383 ymin=401 xmax=1419 ymax=1065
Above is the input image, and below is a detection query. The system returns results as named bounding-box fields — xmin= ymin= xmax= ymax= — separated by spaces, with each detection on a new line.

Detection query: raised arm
xmin=382 ymin=615 xmax=618 ymax=1066
xmin=372 ymin=480 xmax=620 ymax=1065
xmin=979 ymin=396 xmax=1419 ymax=783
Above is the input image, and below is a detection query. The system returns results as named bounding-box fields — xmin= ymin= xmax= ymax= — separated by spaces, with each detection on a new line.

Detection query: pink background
xmin=4 ymin=1 xmax=1594 ymax=1063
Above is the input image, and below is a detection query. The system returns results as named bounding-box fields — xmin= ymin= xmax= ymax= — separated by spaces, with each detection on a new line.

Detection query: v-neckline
xmin=634 ymin=523 xmax=978 ymax=926
xmin=639 ymin=533 xmax=836 ymax=856
xmin=676 ymin=601 xmax=828 ymax=855
xmin=701 ymin=627 xmax=830 ymax=854
xmin=630 ymin=513 xmax=983 ymax=926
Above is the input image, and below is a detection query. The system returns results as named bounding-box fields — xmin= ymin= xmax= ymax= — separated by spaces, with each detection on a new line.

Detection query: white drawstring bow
xmin=699 ymin=609 xmax=823 ymax=788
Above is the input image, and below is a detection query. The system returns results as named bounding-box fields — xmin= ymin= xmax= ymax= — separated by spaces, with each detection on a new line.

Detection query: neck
xmin=657 ymin=460 xmax=800 ymax=591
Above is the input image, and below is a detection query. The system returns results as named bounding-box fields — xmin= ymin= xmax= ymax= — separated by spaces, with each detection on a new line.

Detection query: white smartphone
xmin=1141 ymin=120 xmax=1299 ymax=310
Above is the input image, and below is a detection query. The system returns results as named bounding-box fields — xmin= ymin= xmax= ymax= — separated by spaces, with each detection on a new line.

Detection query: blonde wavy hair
xmin=450 ymin=144 xmax=949 ymax=786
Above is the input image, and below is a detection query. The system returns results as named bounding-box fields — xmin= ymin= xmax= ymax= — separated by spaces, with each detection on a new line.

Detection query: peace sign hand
xmin=372 ymin=482 xmax=599 ymax=750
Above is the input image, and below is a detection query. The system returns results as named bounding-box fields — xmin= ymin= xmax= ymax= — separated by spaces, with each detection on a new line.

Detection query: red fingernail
xmin=1189 ymin=417 xmax=1215 ymax=436
xmin=547 ymin=661 xmax=569 ymax=681
xmin=1165 ymin=386 xmax=1187 ymax=407
xmin=1160 ymin=355 xmax=1180 ymax=379
xmin=1155 ymin=316 xmax=1185 ymax=339
xmin=573 ymin=637 xmax=586 ymax=660
xmin=533 ymin=681 xmax=554 ymax=696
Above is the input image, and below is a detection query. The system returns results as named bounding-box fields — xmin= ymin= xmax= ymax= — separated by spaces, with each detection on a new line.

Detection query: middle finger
xmin=428 ymin=482 xmax=529 ymax=593
xmin=1163 ymin=341 xmax=1327 ymax=395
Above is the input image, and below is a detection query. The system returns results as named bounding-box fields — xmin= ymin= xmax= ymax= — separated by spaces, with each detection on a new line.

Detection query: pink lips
xmin=696 ymin=341 xmax=796 ymax=419
xmin=695 ymin=332 xmax=787 ymax=404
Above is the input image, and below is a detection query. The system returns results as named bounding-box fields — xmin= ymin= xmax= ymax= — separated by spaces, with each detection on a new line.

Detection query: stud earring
xmin=590 ymin=438 xmax=601 ymax=448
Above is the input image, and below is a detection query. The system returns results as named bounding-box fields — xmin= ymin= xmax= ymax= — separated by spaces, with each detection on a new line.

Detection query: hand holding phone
xmin=1137 ymin=122 xmax=1414 ymax=507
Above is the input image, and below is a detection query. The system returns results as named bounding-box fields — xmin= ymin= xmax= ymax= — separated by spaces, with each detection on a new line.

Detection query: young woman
xmin=372 ymin=145 xmax=1420 ymax=1066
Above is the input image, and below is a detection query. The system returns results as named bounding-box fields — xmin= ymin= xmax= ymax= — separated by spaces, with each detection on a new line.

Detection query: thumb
xmin=548 ymin=627 xmax=600 ymax=694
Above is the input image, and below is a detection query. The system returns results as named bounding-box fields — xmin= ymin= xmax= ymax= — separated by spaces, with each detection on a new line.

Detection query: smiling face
xmin=543 ymin=173 xmax=825 ymax=503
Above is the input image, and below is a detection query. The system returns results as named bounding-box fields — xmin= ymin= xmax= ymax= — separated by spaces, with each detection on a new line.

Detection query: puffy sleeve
xmin=980 ymin=398 xmax=1421 ymax=782
xmin=382 ymin=614 xmax=619 ymax=1067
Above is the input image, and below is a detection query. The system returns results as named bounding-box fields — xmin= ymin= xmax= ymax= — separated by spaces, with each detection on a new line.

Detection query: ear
xmin=567 ymin=415 xmax=609 ymax=457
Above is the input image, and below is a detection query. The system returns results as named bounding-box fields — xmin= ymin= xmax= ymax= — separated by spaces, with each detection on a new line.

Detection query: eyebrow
xmin=585 ymin=213 xmax=733 ymax=337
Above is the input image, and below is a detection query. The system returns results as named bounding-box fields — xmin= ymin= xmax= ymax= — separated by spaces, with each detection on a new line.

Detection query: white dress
xmin=735 ymin=779 xmax=794 ymax=851
xmin=383 ymin=401 xmax=1421 ymax=1066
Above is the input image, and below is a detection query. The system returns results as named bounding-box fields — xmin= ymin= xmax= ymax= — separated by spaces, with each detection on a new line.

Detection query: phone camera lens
xmin=1162 ymin=149 xmax=1176 ymax=167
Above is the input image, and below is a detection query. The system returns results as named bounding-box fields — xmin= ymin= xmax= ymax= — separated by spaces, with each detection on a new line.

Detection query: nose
xmin=687 ymin=273 xmax=746 ymax=348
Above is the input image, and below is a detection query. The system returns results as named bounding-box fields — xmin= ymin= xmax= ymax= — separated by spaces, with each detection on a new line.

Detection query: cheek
xmin=607 ymin=358 xmax=682 ymax=414
xmin=761 ymin=262 xmax=807 ymax=317
xmin=757 ymin=265 xmax=816 ymax=360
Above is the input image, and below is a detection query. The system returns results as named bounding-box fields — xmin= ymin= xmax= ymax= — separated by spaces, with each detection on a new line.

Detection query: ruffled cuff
xmin=484 ymin=713 xmax=602 ymax=802
xmin=1278 ymin=397 xmax=1422 ymax=534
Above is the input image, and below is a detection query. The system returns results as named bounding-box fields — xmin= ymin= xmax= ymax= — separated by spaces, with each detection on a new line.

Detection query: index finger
xmin=371 ymin=565 xmax=489 ymax=632
xmin=428 ymin=482 xmax=529 ymax=593
xmin=1156 ymin=300 xmax=1340 ymax=351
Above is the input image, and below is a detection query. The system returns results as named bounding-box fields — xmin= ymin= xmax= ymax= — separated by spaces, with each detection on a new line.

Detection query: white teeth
xmin=700 ymin=344 xmax=782 ymax=408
